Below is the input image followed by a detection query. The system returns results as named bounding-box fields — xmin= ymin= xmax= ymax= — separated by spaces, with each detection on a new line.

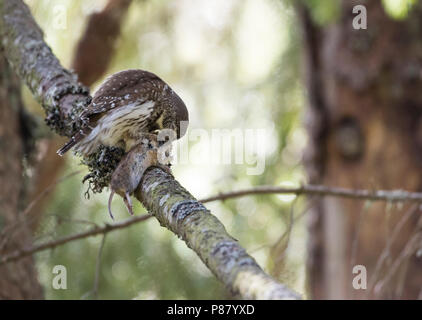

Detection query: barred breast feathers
xmin=73 ymin=100 xmax=156 ymax=155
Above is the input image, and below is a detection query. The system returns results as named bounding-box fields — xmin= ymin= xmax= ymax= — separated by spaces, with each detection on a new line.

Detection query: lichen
xmin=136 ymin=168 xmax=301 ymax=300
xmin=0 ymin=0 xmax=91 ymax=137
xmin=81 ymin=145 xmax=125 ymax=197
xmin=43 ymin=82 xmax=91 ymax=137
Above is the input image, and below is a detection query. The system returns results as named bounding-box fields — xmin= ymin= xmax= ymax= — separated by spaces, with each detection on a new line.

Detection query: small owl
xmin=58 ymin=69 xmax=188 ymax=219
xmin=57 ymin=69 xmax=189 ymax=156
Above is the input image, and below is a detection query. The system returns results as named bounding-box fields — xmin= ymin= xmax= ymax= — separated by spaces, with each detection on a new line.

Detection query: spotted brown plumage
xmin=57 ymin=69 xmax=189 ymax=156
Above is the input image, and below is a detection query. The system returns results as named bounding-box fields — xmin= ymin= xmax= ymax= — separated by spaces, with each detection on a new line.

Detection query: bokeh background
xmin=19 ymin=0 xmax=416 ymax=299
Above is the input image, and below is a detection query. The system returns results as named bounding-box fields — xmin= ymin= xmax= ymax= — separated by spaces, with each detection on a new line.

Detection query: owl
xmin=57 ymin=69 xmax=189 ymax=219
xmin=57 ymin=69 xmax=189 ymax=157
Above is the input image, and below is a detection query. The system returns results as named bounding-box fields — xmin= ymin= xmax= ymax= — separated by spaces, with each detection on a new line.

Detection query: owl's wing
xmin=58 ymin=70 xmax=163 ymax=156
xmin=80 ymin=69 xmax=163 ymax=120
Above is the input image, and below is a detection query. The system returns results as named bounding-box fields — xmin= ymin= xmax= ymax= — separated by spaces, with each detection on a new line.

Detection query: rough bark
xmin=0 ymin=50 xmax=43 ymax=299
xmin=0 ymin=0 xmax=90 ymax=137
xmin=0 ymin=0 xmax=300 ymax=299
xmin=299 ymin=0 xmax=422 ymax=299
xmin=296 ymin=3 xmax=327 ymax=299
xmin=136 ymin=168 xmax=300 ymax=299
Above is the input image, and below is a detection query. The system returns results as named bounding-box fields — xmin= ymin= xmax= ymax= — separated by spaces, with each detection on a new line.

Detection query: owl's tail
xmin=57 ymin=136 xmax=79 ymax=156
xmin=57 ymin=129 xmax=88 ymax=156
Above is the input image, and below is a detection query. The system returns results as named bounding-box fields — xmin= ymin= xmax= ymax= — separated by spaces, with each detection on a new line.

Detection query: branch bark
xmin=136 ymin=168 xmax=300 ymax=299
xmin=0 ymin=0 xmax=90 ymax=137
xmin=0 ymin=0 xmax=300 ymax=300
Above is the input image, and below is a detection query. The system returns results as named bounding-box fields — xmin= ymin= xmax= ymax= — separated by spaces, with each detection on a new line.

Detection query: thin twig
xmin=368 ymin=204 xmax=419 ymax=296
xmin=374 ymin=232 xmax=422 ymax=296
xmin=0 ymin=171 xmax=82 ymax=248
xmin=82 ymin=234 xmax=107 ymax=300
xmin=271 ymin=196 xmax=298 ymax=268
xmin=0 ymin=214 xmax=151 ymax=265
xmin=350 ymin=201 xmax=373 ymax=270
xmin=93 ymin=234 xmax=107 ymax=299
xmin=22 ymin=171 xmax=83 ymax=217
xmin=33 ymin=214 xmax=99 ymax=244
xmin=199 ymin=184 xmax=422 ymax=204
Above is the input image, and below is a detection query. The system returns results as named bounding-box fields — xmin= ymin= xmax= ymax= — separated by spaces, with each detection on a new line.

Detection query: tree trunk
xmin=0 ymin=50 xmax=43 ymax=299
xmin=300 ymin=0 xmax=422 ymax=299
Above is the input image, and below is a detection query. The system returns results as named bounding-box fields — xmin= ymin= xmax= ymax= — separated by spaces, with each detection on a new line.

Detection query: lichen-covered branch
xmin=0 ymin=0 xmax=90 ymax=137
xmin=136 ymin=168 xmax=301 ymax=300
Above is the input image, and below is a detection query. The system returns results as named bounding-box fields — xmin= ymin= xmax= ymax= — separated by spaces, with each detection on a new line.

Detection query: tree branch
xmin=200 ymin=184 xmax=422 ymax=204
xmin=0 ymin=0 xmax=90 ymax=137
xmin=0 ymin=214 xmax=152 ymax=265
xmin=0 ymin=0 xmax=300 ymax=300
xmin=135 ymin=168 xmax=300 ymax=299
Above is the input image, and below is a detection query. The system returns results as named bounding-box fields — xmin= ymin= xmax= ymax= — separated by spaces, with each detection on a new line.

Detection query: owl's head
xmin=170 ymin=90 xmax=189 ymax=139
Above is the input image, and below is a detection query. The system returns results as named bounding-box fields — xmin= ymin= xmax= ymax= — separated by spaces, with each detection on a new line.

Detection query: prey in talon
xmin=108 ymin=137 xmax=172 ymax=220
xmin=56 ymin=69 xmax=189 ymax=218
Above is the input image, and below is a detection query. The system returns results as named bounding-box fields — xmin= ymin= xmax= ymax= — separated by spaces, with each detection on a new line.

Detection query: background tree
xmin=299 ymin=0 xmax=422 ymax=299
xmin=0 ymin=51 xmax=43 ymax=299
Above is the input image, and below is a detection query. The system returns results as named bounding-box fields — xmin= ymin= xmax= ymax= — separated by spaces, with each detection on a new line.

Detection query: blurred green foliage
xmin=382 ymin=0 xmax=417 ymax=19
xmin=27 ymin=0 xmax=310 ymax=299
xmin=301 ymin=0 xmax=340 ymax=25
